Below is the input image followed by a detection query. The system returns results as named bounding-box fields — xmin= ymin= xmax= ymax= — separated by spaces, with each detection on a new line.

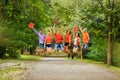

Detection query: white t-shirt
xmin=74 ymin=37 xmax=77 ymax=45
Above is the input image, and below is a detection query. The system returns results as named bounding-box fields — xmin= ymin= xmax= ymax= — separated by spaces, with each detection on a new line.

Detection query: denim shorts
xmin=40 ymin=43 xmax=44 ymax=49
xmin=73 ymin=45 xmax=79 ymax=48
xmin=65 ymin=42 xmax=69 ymax=46
xmin=46 ymin=44 xmax=52 ymax=48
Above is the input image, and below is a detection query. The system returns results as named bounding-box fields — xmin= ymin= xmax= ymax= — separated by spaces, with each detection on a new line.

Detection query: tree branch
xmin=108 ymin=0 xmax=111 ymax=8
xmin=111 ymin=0 xmax=115 ymax=10
xmin=97 ymin=0 xmax=104 ymax=10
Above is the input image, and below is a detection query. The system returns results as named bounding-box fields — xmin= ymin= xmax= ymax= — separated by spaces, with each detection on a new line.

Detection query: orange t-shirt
xmin=65 ymin=34 xmax=71 ymax=43
xmin=45 ymin=35 xmax=52 ymax=44
xmin=82 ymin=31 xmax=89 ymax=43
xmin=54 ymin=33 xmax=63 ymax=43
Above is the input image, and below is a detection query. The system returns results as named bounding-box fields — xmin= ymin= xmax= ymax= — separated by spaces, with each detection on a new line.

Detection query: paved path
xmin=20 ymin=57 xmax=120 ymax=80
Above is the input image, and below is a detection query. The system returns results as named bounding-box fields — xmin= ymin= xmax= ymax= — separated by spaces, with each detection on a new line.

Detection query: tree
xmin=0 ymin=0 xmax=51 ymax=58
xmin=97 ymin=0 xmax=120 ymax=65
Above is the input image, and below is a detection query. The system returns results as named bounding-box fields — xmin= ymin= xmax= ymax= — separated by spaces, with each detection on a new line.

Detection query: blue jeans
xmin=82 ymin=43 xmax=88 ymax=49
xmin=54 ymin=43 xmax=64 ymax=51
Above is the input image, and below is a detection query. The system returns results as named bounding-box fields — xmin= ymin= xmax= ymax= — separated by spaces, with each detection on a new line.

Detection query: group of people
xmin=31 ymin=25 xmax=90 ymax=59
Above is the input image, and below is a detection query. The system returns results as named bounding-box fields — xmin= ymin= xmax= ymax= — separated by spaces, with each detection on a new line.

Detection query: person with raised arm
xmin=31 ymin=25 xmax=45 ymax=54
xmin=28 ymin=22 xmax=45 ymax=55
xmin=62 ymin=26 xmax=72 ymax=58
xmin=44 ymin=27 xmax=53 ymax=53
xmin=79 ymin=26 xmax=90 ymax=58
xmin=53 ymin=25 xmax=64 ymax=52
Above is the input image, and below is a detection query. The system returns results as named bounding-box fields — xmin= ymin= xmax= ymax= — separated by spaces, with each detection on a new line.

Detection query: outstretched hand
xmin=28 ymin=22 xmax=34 ymax=29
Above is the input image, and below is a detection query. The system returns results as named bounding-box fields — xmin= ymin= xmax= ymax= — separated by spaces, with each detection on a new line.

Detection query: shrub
xmin=86 ymin=38 xmax=107 ymax=62
xmin=6 ymin=47 xmax=20 ymax=59
xmin=112 ymin=42 xmax=120 ymax=67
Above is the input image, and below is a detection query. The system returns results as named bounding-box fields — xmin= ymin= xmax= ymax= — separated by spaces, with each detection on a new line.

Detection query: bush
xmin=86 ymin=45 xmax=106 ymax=61
xmin=6 ymin=47 xmax=20 ymax=59
xmin=0 ymin=45 xmax=6 ymax=58
xmin=86 ymin=38 xmax=107 ymax=62
xmin=112 ymin=42 xmax=120 ymax=67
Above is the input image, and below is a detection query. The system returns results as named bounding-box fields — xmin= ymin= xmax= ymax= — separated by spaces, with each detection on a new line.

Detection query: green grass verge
xmin=0 ymin=55 xmax=41 ymax=63
xmin=67 ymin=57 xmax=120 ymax=74
xmin=18 ymin=55 xmax=41 ymax=61
xmin=0 ymin=66 xmax=22 ymax=80
xmin=83 ymin=59 xmax=120 ymax=74
xmin=112 ymin=42 xmax=120 ymax=67
xmin=0 ymin=55 xmax=41 ymax=80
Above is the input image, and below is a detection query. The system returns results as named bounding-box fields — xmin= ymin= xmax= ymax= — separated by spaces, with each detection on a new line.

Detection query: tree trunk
xmin=107 ymin=32 xmax=112 ymax=65
xmin=21 ymin=48 xmax=24 ymax=54
xmin=29 ymin=47 xmax=33 ymax=55
xmin=106 ymin=0 xmax=115 ymax=65
xmin=107 ymin=13 xmax=113 ymax=65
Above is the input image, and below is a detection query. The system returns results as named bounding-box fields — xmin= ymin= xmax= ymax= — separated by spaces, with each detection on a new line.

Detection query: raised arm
xmin=48 ymin=27 xmax=53 ymax=35
xmin=78 ymin=26 xmax=83 ymax=32
xmin=33 ymin=28 xmax=39 ymax=35
xmin=62 ymin=25 xmax=66 ymax=36
xmin=53 ymin=24 xmax=56 ymax=34
xmin=88 ymin=33 xmax=90 ymax=42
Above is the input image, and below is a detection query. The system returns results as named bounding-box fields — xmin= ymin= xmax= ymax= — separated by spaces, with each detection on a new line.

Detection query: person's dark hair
xmin=66 ymin=30 xmax=71 ymax=35
xmin=69 ymin=30 xmax=71 ymax=34
xmin=66 ymin=30 xmax=69 ymax=34
xmin=75 ymin=32 xmax=80 ymax=37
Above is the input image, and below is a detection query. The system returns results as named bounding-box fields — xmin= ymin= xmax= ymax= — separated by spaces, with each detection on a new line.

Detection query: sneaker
xmin=68 ymin=54 xmax=70 ymax=58
xmin=71 ymin=55 xmax=74 ymax=59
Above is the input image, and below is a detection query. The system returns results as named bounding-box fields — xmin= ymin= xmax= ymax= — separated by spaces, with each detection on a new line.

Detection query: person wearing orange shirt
xmin=44 ymin=30 xmax=52 ymax=53
xmin=54 ymin=29 xmax=64 ymax=52
xmin=64 ymin=30 xmax=72 ymax=58
xmin=79 ymin=26 xmax=90 ymax=58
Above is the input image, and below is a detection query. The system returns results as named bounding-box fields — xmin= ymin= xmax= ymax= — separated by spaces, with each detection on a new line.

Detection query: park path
xmin=20 ymin=57 xmax=120 ymax=80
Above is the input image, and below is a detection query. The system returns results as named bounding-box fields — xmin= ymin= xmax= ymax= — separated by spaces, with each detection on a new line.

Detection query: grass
xmin=69 ymin=57 xmax=120 ymax=74
xmin=112 ymin=42 xmax=120 ymax=67
xmin=0 ymin=55 xmax=41 ymax=63
xmin=0 ymin=55 xmax=41 ymax=80
xmin=0 ymin=66 xmax=22 ymax=80
xmin=18 ymin=55 xmax=41 ymax=61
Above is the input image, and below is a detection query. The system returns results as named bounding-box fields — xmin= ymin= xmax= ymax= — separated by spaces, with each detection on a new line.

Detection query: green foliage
xmin=86 ymin=38 xmax=107 ymax=61
xmin=0 ymin=44 xmax=6 ymax=58
xmin=0 ymin=0 xmax=52 ymax=58
xmin=6 ymin=47 xmax=20 ymax=59
xmin=87 ymin=45 xmax=105 ymax=61
xmin=112 ymin=42 xmax=120 ymax=67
